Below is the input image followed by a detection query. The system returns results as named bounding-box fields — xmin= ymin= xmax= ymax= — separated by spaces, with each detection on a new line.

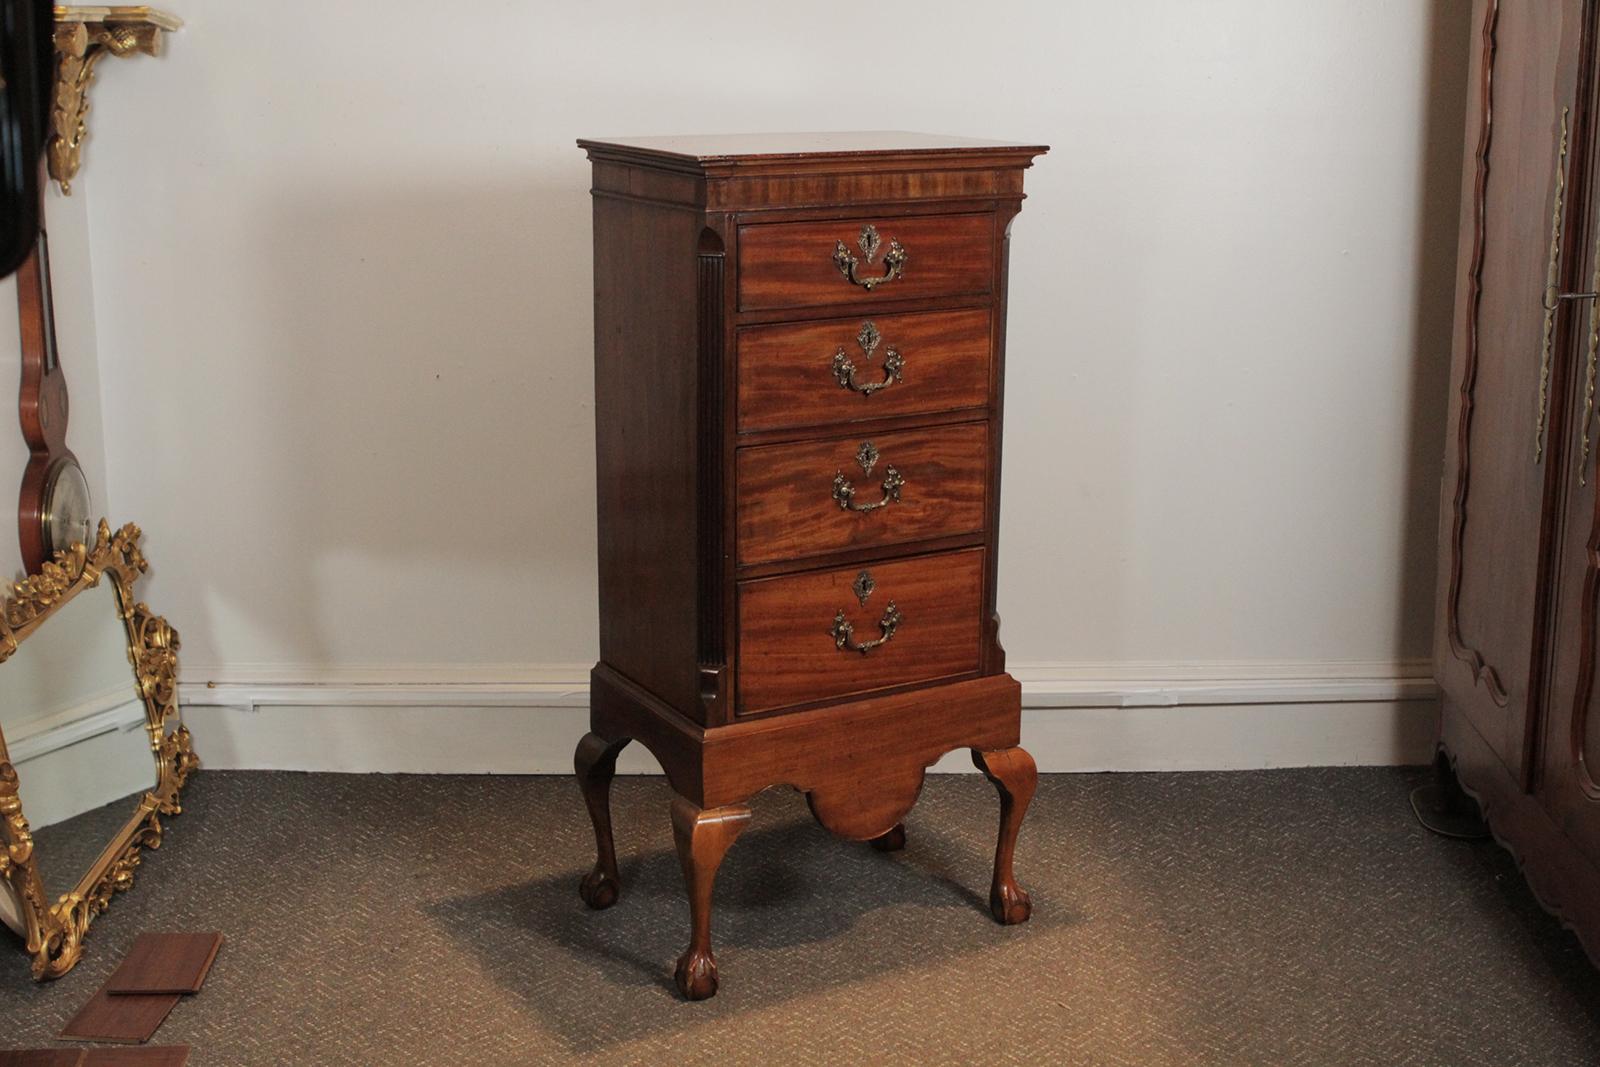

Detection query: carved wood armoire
xmin=1435 ymin=2 xmax=1600 ymax=965
xmin=572 ymin=133 xmax=1047 ymax=998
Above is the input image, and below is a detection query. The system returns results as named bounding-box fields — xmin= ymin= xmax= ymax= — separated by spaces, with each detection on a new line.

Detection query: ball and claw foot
xmin=974 ymin=746 xmax=1037 ymax=927
xmin=674 ymin=947 xmax=719 ymax=1000
xmin=575 ymin=732 xmax=629 ymax=911
xmin=990 ymin=881 xmax=1032 ymax=925
xmin=869 ymin=823 xmax=907 ymax=852
xmin=670 ymin=797 xmax=750 ymax=1001
xmin=579 ymin=866 xmax=619 ymax=910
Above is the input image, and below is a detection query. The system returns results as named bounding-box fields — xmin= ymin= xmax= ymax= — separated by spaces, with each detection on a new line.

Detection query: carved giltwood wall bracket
xmin=49 ymin=6 xmax=182 ymax=195
xmin=0 ymin=520 xmax=198 ymax=980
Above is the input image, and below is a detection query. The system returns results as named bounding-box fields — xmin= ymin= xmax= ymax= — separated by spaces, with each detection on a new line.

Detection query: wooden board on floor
xmin=106 ymin=933 xmax=223 ymax=996
xmin=59 ymin=989 xmax=180 ymax=1045
xmin=82 ymin=1048 xmax=189 ymax=1066
xmin=0 ymin=1051 xmax=86 ymax=1067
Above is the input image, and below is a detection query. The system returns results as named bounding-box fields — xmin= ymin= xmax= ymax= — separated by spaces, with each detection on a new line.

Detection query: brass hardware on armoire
xmin=1582 ymin=224 xmax=1600 ymax=485
xmin=833 ymin=224 xmax=907 ymax=290
xmin=1537 ymin=107 xmax=1570 ymax=465
xmin=1533 ymin=104 xmax=1600 ymax=476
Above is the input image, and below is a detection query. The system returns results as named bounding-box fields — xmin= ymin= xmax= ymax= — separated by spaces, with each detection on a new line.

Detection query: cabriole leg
xmin=972 ymin=746 xmax=1037 ymax=925
xmin=574 ymin=732 xmax=630 ymax=909
xmin=670 ymin=795 xmax=752 ymax=1000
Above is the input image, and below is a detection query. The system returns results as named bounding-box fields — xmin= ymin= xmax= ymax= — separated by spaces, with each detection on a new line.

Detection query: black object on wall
xmin=0 ymin=0 xmax=52 ymax=278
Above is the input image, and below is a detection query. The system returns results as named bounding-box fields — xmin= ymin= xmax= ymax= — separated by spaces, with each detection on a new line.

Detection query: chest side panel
xmin=591 ymin=192 xmax=708 ymax=719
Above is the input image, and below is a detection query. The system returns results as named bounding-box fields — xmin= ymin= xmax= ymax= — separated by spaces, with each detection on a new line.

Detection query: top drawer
xmin=737 ymin=213 xmax=995 ymax=312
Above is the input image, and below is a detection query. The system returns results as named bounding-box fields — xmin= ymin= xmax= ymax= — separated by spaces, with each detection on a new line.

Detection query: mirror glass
xmin=0 ymin=577 xmax=155 ymax=925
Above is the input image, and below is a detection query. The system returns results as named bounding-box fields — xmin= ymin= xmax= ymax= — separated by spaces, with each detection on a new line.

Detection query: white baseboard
xmin=4 ymin=691 xmax=156 ymax=829
xmin=5 ymin=687 xmax=149 ymax=763
xmin=175 ymin=660 xmax=1439 ymax=774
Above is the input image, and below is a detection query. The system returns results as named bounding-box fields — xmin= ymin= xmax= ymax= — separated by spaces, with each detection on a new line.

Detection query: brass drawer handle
xmin=832 ymin=321 xmax=904 ymax=396
xmin=831 ymin=600 xmax=901 ymax=655
xmin=832 ymin=440 xmax=903 ymax=512
xmin=833 ymin=224 xmax=906 ymax=291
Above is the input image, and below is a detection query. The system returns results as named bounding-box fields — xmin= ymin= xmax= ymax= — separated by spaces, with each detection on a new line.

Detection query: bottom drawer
xmin=736 ymin=548 xmax=984 ymax=715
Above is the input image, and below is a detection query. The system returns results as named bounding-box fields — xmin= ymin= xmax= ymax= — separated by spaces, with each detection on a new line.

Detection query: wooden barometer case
xmin=16 ymin=230 xmax=91 ymax=574
xmin=573 ymin=132 xmax=1047 ymax=999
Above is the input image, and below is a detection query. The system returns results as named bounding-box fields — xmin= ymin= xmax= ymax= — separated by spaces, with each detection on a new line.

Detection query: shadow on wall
xmin=1394 ymin=0 xmax=1474 ymax=751
xmin=183 ymin=170 xmax=602 ymax=673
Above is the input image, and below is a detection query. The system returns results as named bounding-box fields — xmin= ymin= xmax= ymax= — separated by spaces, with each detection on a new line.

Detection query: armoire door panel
xmin=1437 ymin=0 xmax=1587 ymax=783
xmin=1540 ymin=377 xmax=1600 ymax=860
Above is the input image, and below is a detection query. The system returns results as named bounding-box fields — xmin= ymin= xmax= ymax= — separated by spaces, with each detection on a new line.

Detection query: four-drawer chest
xmin=573 ymin=132 xmax=1048 ymax=999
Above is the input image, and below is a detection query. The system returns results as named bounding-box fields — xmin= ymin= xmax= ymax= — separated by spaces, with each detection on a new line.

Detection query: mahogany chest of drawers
xmin=572 ymin=132 xmax=1047 ymax=999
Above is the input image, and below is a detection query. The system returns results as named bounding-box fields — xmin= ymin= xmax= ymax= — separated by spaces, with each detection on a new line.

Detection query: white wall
xmin=54 ymin=0 xmax=1469 ymax=770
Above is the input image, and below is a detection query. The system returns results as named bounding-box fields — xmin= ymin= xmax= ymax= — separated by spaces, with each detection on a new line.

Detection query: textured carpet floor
xmin=0 ymin=768 xmax=1597 ymax=1065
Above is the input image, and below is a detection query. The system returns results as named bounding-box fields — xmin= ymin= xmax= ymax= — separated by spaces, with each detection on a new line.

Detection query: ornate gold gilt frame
xmin=49 ymin=6 xmax=183 ymax=195
xmin=0 ymin=520 xmax=198 ymax=979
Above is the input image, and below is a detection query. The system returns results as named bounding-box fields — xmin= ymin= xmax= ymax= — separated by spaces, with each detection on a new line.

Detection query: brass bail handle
xmin=834 ymin=224 xmax=907 ymax=291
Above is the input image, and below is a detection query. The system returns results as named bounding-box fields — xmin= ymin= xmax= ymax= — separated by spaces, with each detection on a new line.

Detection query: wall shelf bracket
xmin=49 ymin=6 xmax=182 ymax=195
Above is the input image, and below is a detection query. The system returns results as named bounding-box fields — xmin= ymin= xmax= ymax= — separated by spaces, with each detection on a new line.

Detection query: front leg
xmin=972 ymin=746 xmax=1037 ymax=924
xmin=670 ymin=795 xmax=751 ymax=1000
xmin=574 ymin=732 xmax=630 ymax=909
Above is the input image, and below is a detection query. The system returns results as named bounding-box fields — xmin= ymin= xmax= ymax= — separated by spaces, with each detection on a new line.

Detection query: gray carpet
xmin=0 ymin=768 xmax=1596 ymax=1065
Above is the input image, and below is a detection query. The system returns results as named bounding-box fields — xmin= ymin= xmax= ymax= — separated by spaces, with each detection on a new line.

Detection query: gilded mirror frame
xmin=0 ymin=520 xmax=197 ymax=979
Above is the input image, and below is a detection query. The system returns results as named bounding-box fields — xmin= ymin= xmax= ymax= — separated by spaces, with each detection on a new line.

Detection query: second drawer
xmin=737 ymin=307 xmax=993 ymax=433
xmin=735 ymin=421 xmax=988 ymax=566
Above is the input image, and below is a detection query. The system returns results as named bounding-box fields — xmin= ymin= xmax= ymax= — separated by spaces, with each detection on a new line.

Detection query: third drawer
xmin=736 ymin=421 xmax=988 ymax=566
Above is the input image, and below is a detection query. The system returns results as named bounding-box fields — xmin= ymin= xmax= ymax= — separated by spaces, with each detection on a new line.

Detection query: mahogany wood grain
xmin=735 ymin=421 xmax=987 ymax=566
xmin=580 ymin=134 xmax=1045 ymax=997
xmin=590 ymin=192 xmax=707 ymax=722
xmin=0 ymin=1052 xmax=84 ymax=1067
xmin=580 ymin=133 xmax=1046 ymax=214
xmin=736 ymin=548 xmax=983 ymax=714
xmin=574 ymin=732 xmax=629 ymax=909
xmin=105 ymin=933 xmax=222 ymax=996
xmin=973 ymin=746 xmax=1036 ymax=924
xmin=737 ymin=214 xmax=994 ymax=312
xmin=14 ymin=236 xmax=78 ymax=575
xmin=591 ymin=667 xmax=1019 ymax=810
xmin=670 ymin=796 xmax=751 ymax=1001
xmin=81 ymin=1050 xmax=189 ymax=1067
xmin=737 ymin=307 xmax=991 ymax=433
xmin=578 ymin=131 xmax=1047 ymax=162
xmin=59 ymin=988 xmax=179 ymax=1045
